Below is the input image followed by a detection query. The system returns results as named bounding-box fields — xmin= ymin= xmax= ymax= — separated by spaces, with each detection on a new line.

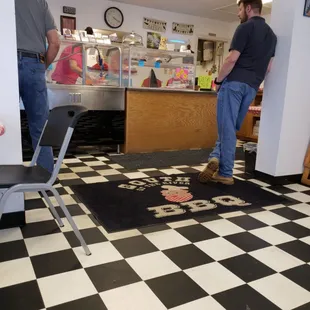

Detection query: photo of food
xmin=147 ymin=32 xmax=161 ymax=49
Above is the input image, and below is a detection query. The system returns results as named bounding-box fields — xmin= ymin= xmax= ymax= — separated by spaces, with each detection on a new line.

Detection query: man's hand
xmin=217 ymin=50 xmax=240 ymax=83
xmin=46 ymin=29 xmax=60 ymax=68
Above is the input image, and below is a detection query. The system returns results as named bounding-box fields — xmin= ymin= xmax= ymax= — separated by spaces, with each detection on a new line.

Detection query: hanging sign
xmin=143 ymin=17 xmax=167 ymax=33
xmin=172 ymin=22 xmax=194 ymax=35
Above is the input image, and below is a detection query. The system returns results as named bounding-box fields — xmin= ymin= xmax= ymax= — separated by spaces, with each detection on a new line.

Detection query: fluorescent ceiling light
xmin=168 ymin=40 xmax=186 ymax=44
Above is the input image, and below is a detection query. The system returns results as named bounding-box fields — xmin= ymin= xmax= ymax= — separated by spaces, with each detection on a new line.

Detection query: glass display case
xmin=46 ymin=39 xmax=125 ymax=111
xmin=122 ymin=47 xmax=196 ymax=90
xmin=47 ymin=39 xmax=122 ymax=87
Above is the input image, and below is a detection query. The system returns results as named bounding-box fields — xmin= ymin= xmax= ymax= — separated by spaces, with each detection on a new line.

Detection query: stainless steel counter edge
xmin=47 ymin=84 xmax=125 ymax=92
xmin=127 ymin=87 xmax=217 ymax=95
xmin=46 ymin=84 xmax=125 ymax=111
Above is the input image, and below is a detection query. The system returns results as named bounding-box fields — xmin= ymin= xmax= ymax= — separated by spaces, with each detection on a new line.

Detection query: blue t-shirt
xmin=227 ymin=16 xmax=277 ymax=90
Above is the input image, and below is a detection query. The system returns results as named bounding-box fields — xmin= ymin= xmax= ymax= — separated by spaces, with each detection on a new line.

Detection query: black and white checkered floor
xmin=1 ymin=152 xmax=310 ymax=310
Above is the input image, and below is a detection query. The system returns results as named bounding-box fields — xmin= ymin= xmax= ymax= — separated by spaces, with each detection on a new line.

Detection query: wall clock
xmin=104 ymin=7 xmax=124 ymax=29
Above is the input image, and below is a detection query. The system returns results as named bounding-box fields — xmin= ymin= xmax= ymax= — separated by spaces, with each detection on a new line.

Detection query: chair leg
xmin=49 ymin=187 xmax=91 ymax=256
xmin=41 ymin=191 xmax=64 ymax=227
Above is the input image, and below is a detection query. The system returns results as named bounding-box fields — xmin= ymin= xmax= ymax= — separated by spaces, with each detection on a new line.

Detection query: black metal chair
xmin=0 ymin=105 xmax=91 ymax=255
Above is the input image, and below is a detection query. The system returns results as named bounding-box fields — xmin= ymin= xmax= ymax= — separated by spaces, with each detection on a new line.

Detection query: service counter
xmin=124 ymin=88 xmax=218 ymax=153
xmin=21 ymin=40 xmax=220 ymax=157
xmin=21 ymin=84 xmax=126 ymax=160
xmin=21 ymin=87 xmax=218 ymax=158
xmin=47 ymin=84 xmax=125 ymax=111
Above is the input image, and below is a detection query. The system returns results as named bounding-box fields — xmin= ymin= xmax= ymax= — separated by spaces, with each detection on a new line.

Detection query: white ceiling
xmin=111 ymin=0 xmax=272 ymax=22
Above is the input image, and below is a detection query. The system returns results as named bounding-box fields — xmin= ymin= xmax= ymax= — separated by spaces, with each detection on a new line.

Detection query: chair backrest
xmin=40 ymin=105 xmax=88 ymax=147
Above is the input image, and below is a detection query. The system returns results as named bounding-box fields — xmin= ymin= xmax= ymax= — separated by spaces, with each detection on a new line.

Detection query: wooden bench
xmin=302 ymin=146 xmax=310 ymax=186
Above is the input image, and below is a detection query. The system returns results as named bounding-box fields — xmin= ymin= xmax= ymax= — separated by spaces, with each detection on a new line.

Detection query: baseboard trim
xmin=0 ymin=211 xmax=25 ymax=230
xmin=254 ymin=171 xmax=303 ymax=186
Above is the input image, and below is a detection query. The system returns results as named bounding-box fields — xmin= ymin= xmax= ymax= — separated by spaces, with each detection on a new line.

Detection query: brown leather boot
xmin=212 ymin=172 xmax=234 ymax=185
xmin=198 ymin=158 xmax=219 ymax=183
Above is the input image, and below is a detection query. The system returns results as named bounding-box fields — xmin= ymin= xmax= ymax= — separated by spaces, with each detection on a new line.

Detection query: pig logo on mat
xmin=161 ymin=185 xmax=193 ymax=203
xmin=118 ymin=176 xmax=252 ymax=219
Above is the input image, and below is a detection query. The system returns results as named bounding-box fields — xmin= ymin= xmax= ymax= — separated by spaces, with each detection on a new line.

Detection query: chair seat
xmin=0 ymin=165 xmax=51 ymax=188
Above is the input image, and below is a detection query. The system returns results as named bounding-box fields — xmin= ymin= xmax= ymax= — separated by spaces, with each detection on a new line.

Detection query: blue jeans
xmin=18 ymin=56 xmax=54 ymax=173
xmin=209 ymin=81 xmax=257 ymax=177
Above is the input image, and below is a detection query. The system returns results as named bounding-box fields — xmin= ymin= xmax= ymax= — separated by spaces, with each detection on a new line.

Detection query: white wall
xmin=273 ymin=0 xmax=310 ymax=175
xmin=0 ymin=0 xmax=24 ymax=213
xmin=256 ymin=0 xmax=310 ymax=176
xmin=47 ymin=0 xmax=232 ymax=53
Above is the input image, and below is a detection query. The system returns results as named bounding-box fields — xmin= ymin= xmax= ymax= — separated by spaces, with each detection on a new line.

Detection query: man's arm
xmin=69 ymin=60 xmax=83 ymax=75
xmin=44 ymin=0 xmax=59 ymax=68
xmin=46 ymin=29 xmax=60 ymax=68
xmin=217 ymin=50 xmax=241 ymax=82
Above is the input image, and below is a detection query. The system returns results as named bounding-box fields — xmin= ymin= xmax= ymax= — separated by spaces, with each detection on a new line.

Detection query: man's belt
xmin=18 ymin=50 xmax=45 ymax=63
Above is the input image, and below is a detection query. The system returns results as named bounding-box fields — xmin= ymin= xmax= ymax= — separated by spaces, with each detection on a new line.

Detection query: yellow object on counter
xmin=198 ymin=75 xmax=212 ymax=89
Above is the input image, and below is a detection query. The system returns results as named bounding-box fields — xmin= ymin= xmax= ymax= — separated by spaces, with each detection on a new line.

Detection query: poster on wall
xmin=60 ymin=15 xmax=76 ymax=35
xmin=172 ymin=22 xmax=194 ymax=35
xmin=143 ymin=18 xmax=167 ymax=33
xmin=304 ymin=0 xmax=310 ymax=17
xmin=147 ymin=32 xmax=161 ymax=49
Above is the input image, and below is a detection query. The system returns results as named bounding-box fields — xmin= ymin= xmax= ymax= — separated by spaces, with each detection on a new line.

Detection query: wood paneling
xmin=302 ymin=146 xmax=310 ymax=186
xmin=236 ymin=92 xmax=262 ymax=143
xmin=125 ymin=90 xmax=217 ymax=153
xmin=237 ymin=113 xmax=258 ymax=142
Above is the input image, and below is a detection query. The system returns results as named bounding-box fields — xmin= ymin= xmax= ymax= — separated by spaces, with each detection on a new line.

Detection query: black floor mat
xmin=71 ymin=173 xmax=288 ymax=233
xmin=109 ymin=148 xmax=244 ymax=170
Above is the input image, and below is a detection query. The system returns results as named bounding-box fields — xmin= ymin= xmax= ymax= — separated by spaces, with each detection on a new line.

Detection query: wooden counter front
xmin=124 ymin=89 xmax=217 ymax=153
xmin=237 ymin=92 xmax=263 ymax=143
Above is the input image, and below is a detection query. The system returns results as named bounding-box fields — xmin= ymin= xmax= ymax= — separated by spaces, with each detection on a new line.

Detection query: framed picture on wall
xmin=60 ymin=15 xmax=76 ymax=34
xmin=147 ymin=32 xmax=161 ymax=49
xmin=304 ymin=0 xmax=310 ymax=17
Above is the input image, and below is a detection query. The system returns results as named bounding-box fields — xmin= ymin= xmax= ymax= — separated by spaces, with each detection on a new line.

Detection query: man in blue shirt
xmin=199 ymin=0 xmax=277 ymax=185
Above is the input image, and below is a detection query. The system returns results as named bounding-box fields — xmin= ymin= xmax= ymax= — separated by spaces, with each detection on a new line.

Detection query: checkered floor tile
xmin=1 ymin=151 xmax=310 ymax=309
